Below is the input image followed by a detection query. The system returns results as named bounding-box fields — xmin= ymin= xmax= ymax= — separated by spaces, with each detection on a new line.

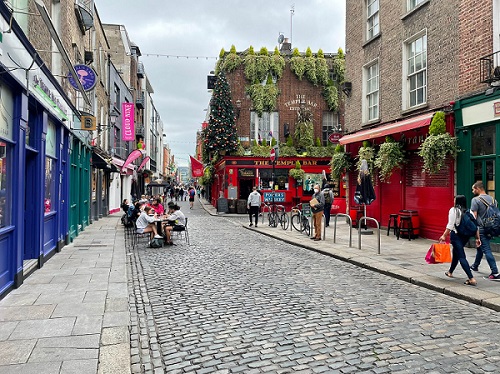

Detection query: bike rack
xmin=357 ymin=217 xmax=381 ymax=254
xmin=333 ymin=213 xmax=353 ymax=248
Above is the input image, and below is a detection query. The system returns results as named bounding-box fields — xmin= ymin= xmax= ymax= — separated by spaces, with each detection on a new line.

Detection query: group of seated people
xmin=121 ymin=197 xmax=186 ymax=245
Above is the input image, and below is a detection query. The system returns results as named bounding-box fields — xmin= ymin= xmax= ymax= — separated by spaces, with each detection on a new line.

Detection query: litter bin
xmin=228 ymin=199 xmax=237 ymax=213
xmin=237 ymin=199 xmax=247 ymax=214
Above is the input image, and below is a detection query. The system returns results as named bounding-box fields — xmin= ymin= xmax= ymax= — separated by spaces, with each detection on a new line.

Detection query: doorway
xmin=239 ymin=179 xmax=254 ymax=199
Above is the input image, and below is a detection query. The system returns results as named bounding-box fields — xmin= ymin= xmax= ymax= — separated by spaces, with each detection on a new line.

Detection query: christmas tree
xmin=204 ymin=71 xmax=238 ymax=156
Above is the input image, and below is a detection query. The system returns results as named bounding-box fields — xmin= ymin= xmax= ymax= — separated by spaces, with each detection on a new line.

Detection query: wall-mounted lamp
xmin=341 ymin=82 xmax=352 ymax=97
xmin=235 ymin=99 xmax=241 ymax=118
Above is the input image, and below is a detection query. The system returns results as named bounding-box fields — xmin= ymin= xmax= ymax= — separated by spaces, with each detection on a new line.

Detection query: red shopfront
xmin=339 ymin=112 xmax=455 ymax=239
xmin=210 ymin=156 xmax=347 ymax=213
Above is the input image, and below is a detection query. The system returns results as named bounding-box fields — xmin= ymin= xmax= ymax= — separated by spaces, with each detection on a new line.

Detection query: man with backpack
xmin=322 ymin=184 xmax=334 ymax=227
xmin=470 ymin=181 xmax=500 ymax=280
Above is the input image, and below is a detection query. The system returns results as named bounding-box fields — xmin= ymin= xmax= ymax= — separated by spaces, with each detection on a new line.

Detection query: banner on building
xmin=122 ymin=102 xmax=135 ymax=141
xmin=138 ymin=156 xmax=150 ymax=172
xmin=120 ymin=149 xmax=142 ymax=173
xmin=190 ymin=156 xmax=204 ymax=177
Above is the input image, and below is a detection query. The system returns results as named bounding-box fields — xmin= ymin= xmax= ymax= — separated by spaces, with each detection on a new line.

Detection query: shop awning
xmin=339 ymin=112 xmax=434 ymax=145
xmin=92 ymin=147 xmax=119 ymax=172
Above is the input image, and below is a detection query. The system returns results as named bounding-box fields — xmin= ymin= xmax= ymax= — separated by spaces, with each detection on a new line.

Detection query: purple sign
xmin=68 ymin=64 xmax=97 ymax=91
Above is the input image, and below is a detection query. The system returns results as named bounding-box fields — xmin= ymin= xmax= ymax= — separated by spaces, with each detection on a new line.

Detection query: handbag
xmin=432 ymin=243 xmax=452 ymax=263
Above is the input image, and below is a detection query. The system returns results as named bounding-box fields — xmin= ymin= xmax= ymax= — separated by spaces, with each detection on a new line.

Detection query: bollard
xmin=333 ymin=213 xmax=353 ymax=248
xmin=357 ymin=217 xmax=381 ymax=254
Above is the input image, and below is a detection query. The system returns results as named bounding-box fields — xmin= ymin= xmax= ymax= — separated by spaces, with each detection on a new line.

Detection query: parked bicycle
xmin=290 ymin=203 xmax=311 ymax=236
xmin=267 ymin=204 xmax=289 ymax=230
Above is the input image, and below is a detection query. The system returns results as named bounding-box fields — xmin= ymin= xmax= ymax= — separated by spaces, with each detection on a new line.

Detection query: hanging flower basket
xmin=374 ymin=137 xmax=405 ymax=182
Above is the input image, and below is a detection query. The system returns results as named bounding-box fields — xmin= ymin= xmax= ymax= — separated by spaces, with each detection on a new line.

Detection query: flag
xmin=120 ymin=149 xmax=143 ymax=173
xmin=137 ymin=156 xmax=150 ymax=172
xmin=268 ymin=130 xmax=273 ymax=137
xmin=190 ymin=156 xmax=204 ymax=177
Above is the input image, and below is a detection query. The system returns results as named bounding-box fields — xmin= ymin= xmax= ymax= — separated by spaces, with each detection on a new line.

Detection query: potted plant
xmin=374 ymin=136 xmax=405 ymax=182
xmin=418 ymin=111 xmax=460 ymax=173
xmin=330 ymin=144 xmax=351 ymax=179
xmin=289 ymin=160 xmax=305 ymax=181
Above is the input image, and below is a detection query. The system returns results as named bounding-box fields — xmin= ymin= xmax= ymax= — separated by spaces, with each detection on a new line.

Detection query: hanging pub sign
xmin=328 ymin=132 xmax=342 ymax=144
xmin=67 ymin=64 xmax=97 ymax=91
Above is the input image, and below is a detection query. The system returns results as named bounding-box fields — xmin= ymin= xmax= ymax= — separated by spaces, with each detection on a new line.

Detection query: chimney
xmin=280 ymin=37 xmax=292 ymax=55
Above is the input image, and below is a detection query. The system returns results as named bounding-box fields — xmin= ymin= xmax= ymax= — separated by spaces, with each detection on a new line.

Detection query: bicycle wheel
xmin=281 ymin=213 xmax=289 ymax=230
xmin=268 ymin=212 xmax=278 ymax=227
xmin=302 ymin=217 xmax=311 ymax=236
xmin=291 ymin=213 xmax=301 ymax=231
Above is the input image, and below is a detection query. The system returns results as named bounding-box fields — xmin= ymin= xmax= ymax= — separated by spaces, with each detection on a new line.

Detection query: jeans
xmin=472 ymin=229 xmax=498 ymax=274
xmin=449 ymin=231 xmax=473 ymax=279
xmin=249 ymin=206 xmax=259 ymax=225
xmin=324 ymin=204 xmax=332 ymax=226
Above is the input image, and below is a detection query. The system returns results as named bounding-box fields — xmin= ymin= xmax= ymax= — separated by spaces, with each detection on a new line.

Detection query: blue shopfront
xmin=0 ymin=5 xmax=77 ymax=298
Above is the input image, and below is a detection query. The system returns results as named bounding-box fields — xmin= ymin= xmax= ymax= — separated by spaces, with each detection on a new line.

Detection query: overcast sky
xmin=96 ymin=1 xmax=346 ymax=167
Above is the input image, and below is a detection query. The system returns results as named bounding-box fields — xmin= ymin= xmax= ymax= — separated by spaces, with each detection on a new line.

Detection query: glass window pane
xmin=44 ymin=157 xmax=56 ymax=213
xmin=0 ymin=142 xmax=11 ymax=227
xmin=471 ymin=126 xmax=496 ymax=156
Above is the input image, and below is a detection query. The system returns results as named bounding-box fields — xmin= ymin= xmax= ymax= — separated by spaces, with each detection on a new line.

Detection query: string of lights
xmin=142 ymin=53 xmax=218 ymax=60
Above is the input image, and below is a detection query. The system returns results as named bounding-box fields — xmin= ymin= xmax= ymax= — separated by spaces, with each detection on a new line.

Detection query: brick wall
xmin=345 ymin=0 xmax=464 ymax=132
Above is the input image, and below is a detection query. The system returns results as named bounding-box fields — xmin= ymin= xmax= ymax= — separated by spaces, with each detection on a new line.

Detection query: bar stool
xmin=387 ymin=214 xmax=399 ymax=236
xmin=397 ymin=215 xmax=414 ymax=241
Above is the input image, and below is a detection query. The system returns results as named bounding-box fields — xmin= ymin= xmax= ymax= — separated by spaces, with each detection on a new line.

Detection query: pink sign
xmin=122 ymin=103 xmax=135 ymax=141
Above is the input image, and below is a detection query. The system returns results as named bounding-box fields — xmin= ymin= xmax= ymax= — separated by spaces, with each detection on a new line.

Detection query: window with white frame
xmin=404 ymin=32 xmax=427 ymax=109
xmin=366 ymin=0 xmax=379 ymax=40
xmin=322 ymin=112 xmax=338 ymax=145
xmin=250 ymin=112 xmax=279 ymax=143
xmin=407 ymin=0 xmax=426 ymax=12
xmin=365 ymin=61 xmax=379 ymax=122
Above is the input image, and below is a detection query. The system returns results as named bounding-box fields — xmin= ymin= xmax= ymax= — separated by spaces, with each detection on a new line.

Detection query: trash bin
xmin=228 ymin=199 xmax=237 ymax=213
xmin=237 ymin=199 xmax=247 ymax=214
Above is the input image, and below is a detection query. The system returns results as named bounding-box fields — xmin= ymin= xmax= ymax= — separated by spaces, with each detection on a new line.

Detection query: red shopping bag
xmin=433 ymin=243 xmax=452 ymax=263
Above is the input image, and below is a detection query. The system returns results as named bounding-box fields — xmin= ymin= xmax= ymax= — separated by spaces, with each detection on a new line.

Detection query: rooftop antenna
xmin=290 ymin=4 xmax=295 ymax=45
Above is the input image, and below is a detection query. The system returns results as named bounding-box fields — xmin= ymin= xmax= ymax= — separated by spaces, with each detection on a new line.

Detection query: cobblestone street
xmin=128 ymin=204 xmax=500 ymax=373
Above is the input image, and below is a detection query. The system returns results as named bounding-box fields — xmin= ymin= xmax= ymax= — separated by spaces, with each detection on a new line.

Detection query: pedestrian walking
xmin=310 ymin=184 xmax=325 ymax=241
xmin=322 ymin=184 xmax=334 ymax=227
xmin=439 ymin=195 xmax=477 ymax=286
xmin=189 ymin=186 xmax=196 ymax=209
xmin=470 ymin=181 xmax=500 ymax=280
xmin=247 ymin=186 xmax=261 ymax=227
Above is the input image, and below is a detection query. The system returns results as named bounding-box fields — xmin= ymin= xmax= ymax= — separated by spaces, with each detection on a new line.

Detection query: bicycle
xmin=290 ymin=203 xmax=311 ymax=236
xmin=267 ymin=204 xmax=289 ymax=230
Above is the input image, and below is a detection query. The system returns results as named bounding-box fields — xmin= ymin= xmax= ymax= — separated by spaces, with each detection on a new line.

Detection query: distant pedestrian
xmin=439 ymin=195 xmax=477 ymax=286
xmin=470 ymin=181 xmax=500 ymax=280
xmin=189 ymin=187 xmax=196 ymax=209
xmin=247 ymin=186 xmax=261 ymax=227
xmin=310 ymin=184 xmax=325 ymax=241
xmin=322 ymin=184 xmax=334 ymax=227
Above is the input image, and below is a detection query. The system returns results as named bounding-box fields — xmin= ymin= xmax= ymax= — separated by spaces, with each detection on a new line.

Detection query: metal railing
xmin=357 ymin=217 xmax=381 ymax=254
xmin=479 ymin=50 xmax=500 ymax=84
xmin=333 ymin=213 xmax=353 ymax=248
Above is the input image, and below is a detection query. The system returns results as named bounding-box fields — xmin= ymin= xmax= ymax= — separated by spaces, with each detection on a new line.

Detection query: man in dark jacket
xmin=322 ymin=184 xmax=334 ymax=227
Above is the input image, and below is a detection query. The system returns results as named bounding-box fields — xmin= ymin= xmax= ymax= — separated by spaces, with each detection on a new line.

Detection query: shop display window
xmin=302 ymin=173 xmax=323 ymax=195
xmin=259 ymin=168 xmax=289 ymax=190
xmin=0 ymin=142 xmax=10 ymax=228
xmin=44 ymin=157 xmax=56 ymax=213
xmin=471 ymin=125 xmax=495 ymax=156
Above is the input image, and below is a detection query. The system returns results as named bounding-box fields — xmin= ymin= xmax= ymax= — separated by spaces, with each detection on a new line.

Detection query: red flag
xmin=190 ymin=156 xmax=204 ymax=177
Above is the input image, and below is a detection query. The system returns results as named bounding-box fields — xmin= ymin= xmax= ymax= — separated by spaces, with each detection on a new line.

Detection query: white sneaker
xmin=154 ymin=235 xmax=163 ymax=239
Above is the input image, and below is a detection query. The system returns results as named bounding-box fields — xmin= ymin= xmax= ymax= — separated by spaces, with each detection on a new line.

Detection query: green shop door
xmin=473 ymin=158 xmax=496 ymax=198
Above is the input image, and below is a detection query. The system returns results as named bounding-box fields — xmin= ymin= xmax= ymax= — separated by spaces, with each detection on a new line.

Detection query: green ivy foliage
xmin=222 ymin=45 xmax=242 ymax=73
xmin=290 ymin=48 xmax=306 ymax=80
xmin=357 ymin=144 xmax=375 ymax=172
xmin=330 ymin=145 xmax=351 ymax=179
xmin=429 ymin=111 xmax=446 ymax=135
xmin=419 ymin=133 xmax=460 ymax=174
xmin=374 ymin=137 xmax=405 ymax=182
xmin=270 ymin=47 xmax=285 ymax=79
xmin=323 ymin=84 xmax=339 ymax=112
xmin=315 ymin=49 xmax=330 ymax=86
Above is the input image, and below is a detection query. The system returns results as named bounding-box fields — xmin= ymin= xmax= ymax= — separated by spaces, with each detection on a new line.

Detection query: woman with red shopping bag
xmin=439 ymin=195 xmax=478 ymax=286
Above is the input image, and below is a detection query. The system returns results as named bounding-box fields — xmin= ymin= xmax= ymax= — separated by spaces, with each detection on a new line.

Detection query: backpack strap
xmin=478 ymin=196 xmax=497 ymax=207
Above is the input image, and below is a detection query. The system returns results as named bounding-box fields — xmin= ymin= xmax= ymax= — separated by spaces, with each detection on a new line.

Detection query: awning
xmin=339 ymin=112 xmax=434 ymax=145
xmin=91 ymin=147 xmax=119 ymax=172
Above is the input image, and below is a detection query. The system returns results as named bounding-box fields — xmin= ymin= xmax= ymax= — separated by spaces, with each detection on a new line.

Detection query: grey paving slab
xmin=21 ymin=274 xmax=55 ymax=285
xmin=36 ymin=334 xmax=100 ymax=348
xmin=0 ymin=362 xmax=62 ymax=374
xmin=102 ymin=311 xmax=129 ymax=328
xmin=0 ymin=293 xmax=39 ymax=306
xmin=105 ymin=297 xmax=128 ymax=312
xmin=28 ymin=347 xmax=98 ymax=363
xmin=98 ymin=343 xmax=131 ymax=374
xmin=0 ymin=305 xmax=55 ymax=321
xmin=0 ymin=339 xmax=36 ymax=365
xmin=9 ymin=283 xmax=68 ymax=295
xmin=0 ymin=321 xmax=18 ymax=341
xmin=72 ymin=315 xmax=103 ymax=336
xmin=101 ymin=326 xmax=129 ymax=345
xmin=84 ymin=290 xmax=108 ymax=304
xmin=9 ymin=317 xmax=76 ymax=340
xmin=61 ymin=359 xmax=98 ymax=374
xmin=35 ymin=291 xmax=86 ymax=305
xmin=50 ymin=274 xmax=92 ymax=284
xmin=52 ymin=302 xmax=105 ymax=318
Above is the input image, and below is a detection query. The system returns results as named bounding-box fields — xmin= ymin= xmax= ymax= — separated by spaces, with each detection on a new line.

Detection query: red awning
xmin=339 ymin=112 xmax=434 ymax=145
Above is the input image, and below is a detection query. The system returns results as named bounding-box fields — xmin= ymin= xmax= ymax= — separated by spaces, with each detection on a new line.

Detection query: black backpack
xmin=323 ymin=190 xmax=332 ymax=204
xmin=455 ymin=209 xmax=478 ymax=238
xmin=149 ymin=237 xmax=163 ymax=248
xmin=478 ymin=197 xmax=500 ymax=237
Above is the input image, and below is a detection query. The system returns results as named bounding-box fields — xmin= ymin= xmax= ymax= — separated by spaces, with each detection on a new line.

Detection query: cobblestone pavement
xmin=128 ymin=202 xmax=500 ymax=373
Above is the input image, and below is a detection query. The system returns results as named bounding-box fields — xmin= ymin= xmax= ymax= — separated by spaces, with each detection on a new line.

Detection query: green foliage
xmin=292 ymin=48 xmax=301 ymax=57
xmin=244 ymin=51 xmax=258 ymax=82
xmin=374 ymin=137 xmax=405 ymax=182
xmin=429 ymin=111 xmax=446 ymax=136
xmin=306 ymin=146 xmax=335 ymax=157
xmin=251 ymin=143 xmax=271 ymax=157
xmin=279 ymin=144 xmax=297 ymax=156
xmin=418 ymin=133 xmax=460 ymax=174
xmin=286 ymin=135 xmax=294 ymax=147
xmin=323 ymin=84 xmax=339 ymax=111
xmin=204 ymin=71 xmax=238 ymax=154
xmin=271 ymin=137 xmax=277 ymax=147
xmin=330 ymin=150 xmax=351 ymax=179
xmin=290 ymin=48 xmax=305 ymax=80
xmin=315 ymin=137 xmax=322 ymax=147
xmin=270 ymin=47 xmax=285 ymax=79
xmin=332 ymin=49 xmax=345 ymax=83
xmin=289 ymin=165 xmax=305 ymax=180
xmin=222 ymin=45 xmax=242 ymax=73
xmin=305 ymin=47 xmax=313 ymax=57
xmin=255 ymin=47 xmax=271 ymax=82
xmin=219 ymin=48 xmax=226 ymax=58
xmin=304 ymin=54 xmax=317 ymax=85
xmin=294 ymin=107 xmax=314 ymax=148
xmin=357 ymin=144 xmax=375 ymax=171
xmin=246 ymin=76 xmax=279 ymax=117
xmin=316 ymin=50 xmax=330 ymax=85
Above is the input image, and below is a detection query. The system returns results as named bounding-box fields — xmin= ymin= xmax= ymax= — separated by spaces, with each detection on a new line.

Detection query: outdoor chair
xmin=172 ymin=217 xmax=189 ymax=245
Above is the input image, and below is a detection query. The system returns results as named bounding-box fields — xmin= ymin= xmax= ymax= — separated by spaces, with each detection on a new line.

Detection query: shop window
xmin=406 ymin=152 xmax=450 ymax=187
xmin=44 ymin=157 xmax=56 ymax=213
xmin=303 ymin=173 xmax=323 ymax=195
xmin=0 ymin=142 xmax=11 ymax=228
xmin=259 ymin=168 xmax=289 ymax=190
xmin=471 ymin=126 xmax=496 ymax=156
xmin=322 ymin=112 xmax=338 ymax=145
